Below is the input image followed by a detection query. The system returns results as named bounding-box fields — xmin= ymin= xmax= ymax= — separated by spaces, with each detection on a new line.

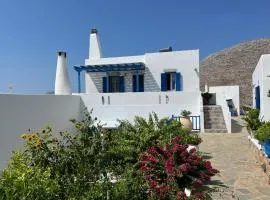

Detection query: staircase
xmin=204 ymin=105 xmax=228 ymax=133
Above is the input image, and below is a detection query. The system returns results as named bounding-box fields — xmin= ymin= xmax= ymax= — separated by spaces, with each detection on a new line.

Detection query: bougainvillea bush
xmin=139 ymin=136 xmax=218 ymax=200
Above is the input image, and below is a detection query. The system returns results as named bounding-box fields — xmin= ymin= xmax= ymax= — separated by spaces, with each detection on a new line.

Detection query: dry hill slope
xmin=200 ymin=38 xmax=270 ymax=106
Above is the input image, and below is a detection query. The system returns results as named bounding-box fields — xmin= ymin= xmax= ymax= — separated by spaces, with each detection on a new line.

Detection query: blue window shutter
xmin=161 ymin=73 xmax=167 ymax=91
xmin=132 ymin=75 xmax=137 ymax=92
xmin=108 ymin=76 xmax=112 ymax=92
xmin=102 ymin=77 xmax=107 ymax=93
xmin=139 ymin=74 xmax=144 ymax=92
xmin=176 ymin=72 xmax=181 ymax=91
xmin=120 ymin=76 xmax=125 ymax=92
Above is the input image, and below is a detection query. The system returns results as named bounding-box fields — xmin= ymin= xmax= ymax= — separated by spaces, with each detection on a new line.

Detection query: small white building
xmin=73 ymin=29 xmax=203 ymax=130
xmin=252 ymin=54 xmax=270 ymax=121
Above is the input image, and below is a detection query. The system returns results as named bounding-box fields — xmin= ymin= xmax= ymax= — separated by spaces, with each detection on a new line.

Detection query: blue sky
xmin=0 ymin=0 xmax=270 ymax=94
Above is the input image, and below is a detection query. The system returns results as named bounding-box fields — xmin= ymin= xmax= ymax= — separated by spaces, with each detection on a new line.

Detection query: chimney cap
xmin=58 ymin=52 xmax=67 ymax=57
xmin=91 ymin=28 xmax=98 ymax=34
xmin=159 ymin=46 xmax=172 ymax=52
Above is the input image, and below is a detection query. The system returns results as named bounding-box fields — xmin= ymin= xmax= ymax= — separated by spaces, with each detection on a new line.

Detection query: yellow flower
xmin=20 ymin=134 xmax=27 ymax=139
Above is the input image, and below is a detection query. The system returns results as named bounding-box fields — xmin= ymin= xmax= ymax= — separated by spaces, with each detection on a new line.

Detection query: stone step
xmin=204 ymin=129 xmax=228 ymax=133
xmin=203 ymin=108 xmax=223 ymax=111
xmin=204 ymin=115 xmax=225 ymax=119
xmin=205 ymin=122 xmax=226 ymax=126
xmin=203 ymin=106 xmax=222 ymax=110
xmin=204 ymin=124 xmax=227 ymax=129
xmin=204 ymin=116 xmax=225 ymax=119
xmin=203 ymin=105 xmax=227 ymax=133
xmin=204 ymin=121 xmax=226 ymax=125
xmin=204 ymin=111 xmax=223 ymax=114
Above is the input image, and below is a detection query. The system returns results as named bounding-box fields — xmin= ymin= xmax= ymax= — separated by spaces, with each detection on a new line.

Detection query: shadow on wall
xmin=144 ymin=67 xmax=160 ymax=92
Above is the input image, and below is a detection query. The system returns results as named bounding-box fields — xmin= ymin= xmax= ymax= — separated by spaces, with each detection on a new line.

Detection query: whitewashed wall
xmin=145 ymin=50 xmax=200 ymax=92
xmin=78 ymin=92 xmax=202 ymax=128
xmin=84 ymin=50 xmax=199 ymax=93
xmin=0 ymin=95 xmax=82 ymax=169
xmin=253 ymin=54 xmax=270 ymax=121
xmin=209 ymin=86 xmax=240 ymax=115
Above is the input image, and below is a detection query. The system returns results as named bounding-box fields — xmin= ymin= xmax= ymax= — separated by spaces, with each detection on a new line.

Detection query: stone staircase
xmin=204 ymin=105 xmax=228 ymax=133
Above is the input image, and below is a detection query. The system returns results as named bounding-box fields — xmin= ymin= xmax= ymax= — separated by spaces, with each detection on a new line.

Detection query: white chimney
xmin=89 ymin=28 xmax=102 ymax=59
xmin=55 ymin=52 xmax=72 ymax=95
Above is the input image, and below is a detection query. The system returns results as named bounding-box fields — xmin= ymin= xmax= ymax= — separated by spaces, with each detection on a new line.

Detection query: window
xmin=103 ymin=76 xmax=125 ymax=93
xmin=109 ymin=76 xmax=121 ymax=92
xmin=133 ymin=74 xmax=144 ymax=92
xmin=166 ymin=73 xmax=176 ymax=91
xmin=161 ymin=72 xmax=181 ymax=91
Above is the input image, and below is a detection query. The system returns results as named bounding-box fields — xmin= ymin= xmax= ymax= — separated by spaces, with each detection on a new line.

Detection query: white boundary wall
xmin=78 ymin=91 xmax=203 ymax=129
xmin=253 ymin=54 xmax=270 ymax=121
xmin=0 ymin=95 xmax=82 ymax=169
xmin=209 ymin=86 xmax=240 ymax=115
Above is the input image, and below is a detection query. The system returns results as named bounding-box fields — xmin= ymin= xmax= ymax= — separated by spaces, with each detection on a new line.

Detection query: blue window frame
xmin=161 ymin=72 xmax=182 ymax=91
xmin=103 ymin=76 xmax=125 ymax=93
xmin=133 ymin=74 xmax=144 ymax=92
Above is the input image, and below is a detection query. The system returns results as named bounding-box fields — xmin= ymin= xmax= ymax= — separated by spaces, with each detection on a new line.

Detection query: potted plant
xmin=201 ymin=92 xmax=213 ymax=105
xmin=255 ymin=122 xmax=270 ymax=157
xmin=180 ymin=110 xmax=192 ymax=131
xmin=242 ymin=108 xmax=263 ymax=136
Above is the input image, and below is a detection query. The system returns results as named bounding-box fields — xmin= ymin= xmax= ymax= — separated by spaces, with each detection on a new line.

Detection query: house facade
xmin=74 ymin=29 xmax=203 ymax=130
xmin=252 ymin=54 xmax=270 ymax=121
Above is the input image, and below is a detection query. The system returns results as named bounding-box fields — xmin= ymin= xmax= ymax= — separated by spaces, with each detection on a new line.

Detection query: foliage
xmin=254 ymin=122 xmax=270 ymax=142
xmin=0 ymin=151 xmax=59 ymax=200
xmin=0 ymin=111 xmax=205 ymax=200
xmin=139 ymin=136 xmax=218 ymax=199
xmin=181 ymin=110 xmax=192 ymax=118
xmin=242 ymin=108 xmax=263 ymax=133
xmin=0 ymin=110 xmax=111 ymax=199
xmin=181 ymin=133 xmax=202 ymax=145
xmin=108 ymin=113 xmax=202 ymax=198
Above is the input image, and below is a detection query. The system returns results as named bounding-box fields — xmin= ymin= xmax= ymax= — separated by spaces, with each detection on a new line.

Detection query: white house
xmin=73 ymin=29 xmax=203 ymax=130
xmin=252 ymin=54 xmax=270 ymax=121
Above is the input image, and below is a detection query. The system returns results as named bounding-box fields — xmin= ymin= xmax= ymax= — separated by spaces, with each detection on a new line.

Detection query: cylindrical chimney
xmin=54 ymin=52 xmax=72 ymax=95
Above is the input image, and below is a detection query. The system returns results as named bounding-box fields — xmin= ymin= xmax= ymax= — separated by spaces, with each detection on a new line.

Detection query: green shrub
xmin=0 ymin=110 xmax=111 ymax=199
xmin=242 ymin=108 xmax=263 ymax=133
xmin=182 ymin=133 xmax=202 ymax=145
xmin=0 ymin=111 xmax=204 ymax=200
xmin=0 ymin=151 xmax=59 ymax=200
xmin=255 ymin=122 xmax=270 ymax=142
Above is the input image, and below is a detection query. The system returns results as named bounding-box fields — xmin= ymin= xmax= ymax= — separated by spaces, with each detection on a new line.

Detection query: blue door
xmin=255 ymin=86 xmax=260 ymax=109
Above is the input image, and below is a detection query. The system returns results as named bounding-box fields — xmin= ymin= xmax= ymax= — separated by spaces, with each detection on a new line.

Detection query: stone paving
xmin=200 ymin=118 xmax=270 ymax=199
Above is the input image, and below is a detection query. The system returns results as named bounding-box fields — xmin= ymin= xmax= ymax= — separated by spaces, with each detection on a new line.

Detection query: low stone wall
xmin=249 ymin=137 xmax=270 ymax=184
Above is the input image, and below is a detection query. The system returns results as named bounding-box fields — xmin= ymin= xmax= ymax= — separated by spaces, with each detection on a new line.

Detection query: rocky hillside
xmin=200 ymin=38 xmax=270 ymax=106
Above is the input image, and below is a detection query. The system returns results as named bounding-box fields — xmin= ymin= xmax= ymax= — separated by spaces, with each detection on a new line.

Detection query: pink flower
xmin=179 ymin=163 xmax=190 ymax=173
xmin=177 ymin=191 xmax=187 ymax=200
xmin=192 ymin=179 xmax=203 ymax=188
xmin=172 ymin=135 xmax=181 ymax=144
xmin=150 ymin=180 xmax=157 ymax=188
xmin=165 ymin=158 xmax=174 ymax=175
xmin=204 ymin=161 xmax=212 ymax=169
xmin=194 ymin=192 xmax=204 ymax=200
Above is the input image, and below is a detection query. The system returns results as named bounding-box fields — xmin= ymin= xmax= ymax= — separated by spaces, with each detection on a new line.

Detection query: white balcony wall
xmin=79 ymin=91 xmax=202 ymax=127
